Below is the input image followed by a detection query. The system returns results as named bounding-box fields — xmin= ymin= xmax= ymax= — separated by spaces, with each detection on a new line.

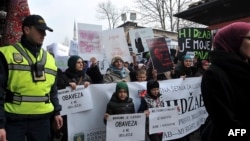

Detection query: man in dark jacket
xmin=0 ymin=14 xmax=63 ymax=141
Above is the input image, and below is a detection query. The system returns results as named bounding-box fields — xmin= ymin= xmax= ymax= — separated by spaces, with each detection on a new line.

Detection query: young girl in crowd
xmin=137 ymin=80 xmax=165 ymax=141
xmin=104 ymin=82 xmax=135 ymax=124
xmin=136 ymin=68 xmax=148 ymax=82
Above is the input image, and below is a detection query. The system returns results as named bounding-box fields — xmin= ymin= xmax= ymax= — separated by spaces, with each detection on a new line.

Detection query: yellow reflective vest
xmin=0 ymin=43 xmax=57 ymax=114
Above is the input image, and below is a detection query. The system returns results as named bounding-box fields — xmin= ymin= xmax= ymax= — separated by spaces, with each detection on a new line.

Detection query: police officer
xmin=0 ymin=14 xmax=63 ymax=141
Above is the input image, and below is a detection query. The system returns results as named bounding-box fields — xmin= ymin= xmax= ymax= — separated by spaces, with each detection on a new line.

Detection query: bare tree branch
xmin=96 ymin=0 xmax=128 ymax=29
xmin=96 ymin=0 xmax=119 ymax=29
xmin=133 ymin=0 xmax=203 ymax=32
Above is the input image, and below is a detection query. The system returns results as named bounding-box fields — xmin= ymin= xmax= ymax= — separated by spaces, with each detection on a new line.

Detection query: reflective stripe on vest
xmin=8 ymin=64 xmax=57 ymax=76
xmin=13 ymin=43 xmax=42 ymax=65
xmin=12 ymin=44 xmax=57 ymax=76
xmin=0 ymin=43 xmax=57 ymax=114
xmin=13 ymin=95 xmax=50 ymax=105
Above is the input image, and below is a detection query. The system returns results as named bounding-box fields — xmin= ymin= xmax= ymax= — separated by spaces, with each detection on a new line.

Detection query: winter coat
xmin=104 ymin=92 xmax=135 ymax=124
xmin=57 ymin=68 xmax=92 ymax=90
xmin=201 ymin=51 xmax=250 ymax=141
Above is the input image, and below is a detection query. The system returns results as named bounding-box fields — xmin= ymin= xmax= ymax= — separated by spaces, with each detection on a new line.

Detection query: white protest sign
xmin=129 ymin=27 xmax=154 ymax=54
xmin=102 ymin=27 xmax=131 ymax=64
xmin=69 ymin=40 xmax=79 ymax=56
xmin=149 ymin=107 xmax=179 ymax=134
xmin=106 ymin=113 xmax=146 ymax=141
xmin=77 ymin=23 xmax=103 ymax=61
xmin=46 ymin=43 xmax=69 ymax=57
xmin=57 ymin=86 xmax=93 ymax=116
xmin=55 ymin=56 xmax=69 ymax=72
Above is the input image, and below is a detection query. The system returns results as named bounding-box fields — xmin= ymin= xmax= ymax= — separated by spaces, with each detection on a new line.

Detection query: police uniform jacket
xmin=0 ymin=36 xmax=62 ymax=128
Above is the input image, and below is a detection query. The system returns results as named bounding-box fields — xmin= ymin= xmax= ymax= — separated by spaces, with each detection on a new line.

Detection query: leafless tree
xmin=96 ymin=0 xmax=122 ymax=29
xmin=134 ymin=0 xmax=202 ymax=32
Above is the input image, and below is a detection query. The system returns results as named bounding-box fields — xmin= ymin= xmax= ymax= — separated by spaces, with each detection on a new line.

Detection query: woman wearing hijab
xmin=58 ymin=55 xmax=92 ymax=89
xmin=201 ymin=22 xmax=250 ymax=141
xmin=194 ymin=60 xmax=210 ymax=77
xmin=55 ymin=55 xmax=92 ymax=141
xmin=103 ymin=56 xmax=131 ymax=83
xmin=172 ymin=54 xmax=197 ymax=79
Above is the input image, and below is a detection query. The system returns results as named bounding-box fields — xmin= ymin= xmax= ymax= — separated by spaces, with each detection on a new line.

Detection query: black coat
xmin=104 ymin=92 xmax=135 ymax=124
xmin=86 ymin=65 xmax=103 ymax=84
xmin=201 ymin=51 xmax=250 ymax=141
xmin=57 ymin=68 xmax=92 ymax=90
xmin=173 ymin=64 xmax=197 ymax=78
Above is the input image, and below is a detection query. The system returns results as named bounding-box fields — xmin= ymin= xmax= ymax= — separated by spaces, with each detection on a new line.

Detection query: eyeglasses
xmin=243 ymin=36 xmax=250 ymax=40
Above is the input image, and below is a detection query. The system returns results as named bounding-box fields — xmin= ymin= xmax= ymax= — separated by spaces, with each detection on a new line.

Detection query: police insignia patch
xmin=13 ymin=53 xmax=23 ymax=63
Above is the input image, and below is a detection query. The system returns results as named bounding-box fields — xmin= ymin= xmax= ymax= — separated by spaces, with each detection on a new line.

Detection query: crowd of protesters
xmin=1 ymin=11 xmax=249 ymax=141
xmin=52 ymin=45 xmax=211 ymax=141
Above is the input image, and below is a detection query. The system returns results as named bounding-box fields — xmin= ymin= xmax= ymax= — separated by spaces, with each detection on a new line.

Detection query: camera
xmin=34 ymin=62 xmax=44 ymax=77
xmin=32 ymin=62 xmax=46 ymax=81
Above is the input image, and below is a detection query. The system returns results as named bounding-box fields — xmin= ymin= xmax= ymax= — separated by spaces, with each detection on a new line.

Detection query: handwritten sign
xmin=178 ymin=28 xmax=212 ymax=60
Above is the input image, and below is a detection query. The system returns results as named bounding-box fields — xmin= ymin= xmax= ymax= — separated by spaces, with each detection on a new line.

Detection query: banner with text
xmin=66 ymin=77 xmax=208 ymax=141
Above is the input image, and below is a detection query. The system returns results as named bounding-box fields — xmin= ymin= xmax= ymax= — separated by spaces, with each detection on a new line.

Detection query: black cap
xmin=22 ymin=14 xmax=53 ymax=32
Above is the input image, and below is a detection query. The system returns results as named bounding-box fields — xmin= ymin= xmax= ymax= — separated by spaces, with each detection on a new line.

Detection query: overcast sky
xmin=28 ymin=0 xmax=134 ymax=47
